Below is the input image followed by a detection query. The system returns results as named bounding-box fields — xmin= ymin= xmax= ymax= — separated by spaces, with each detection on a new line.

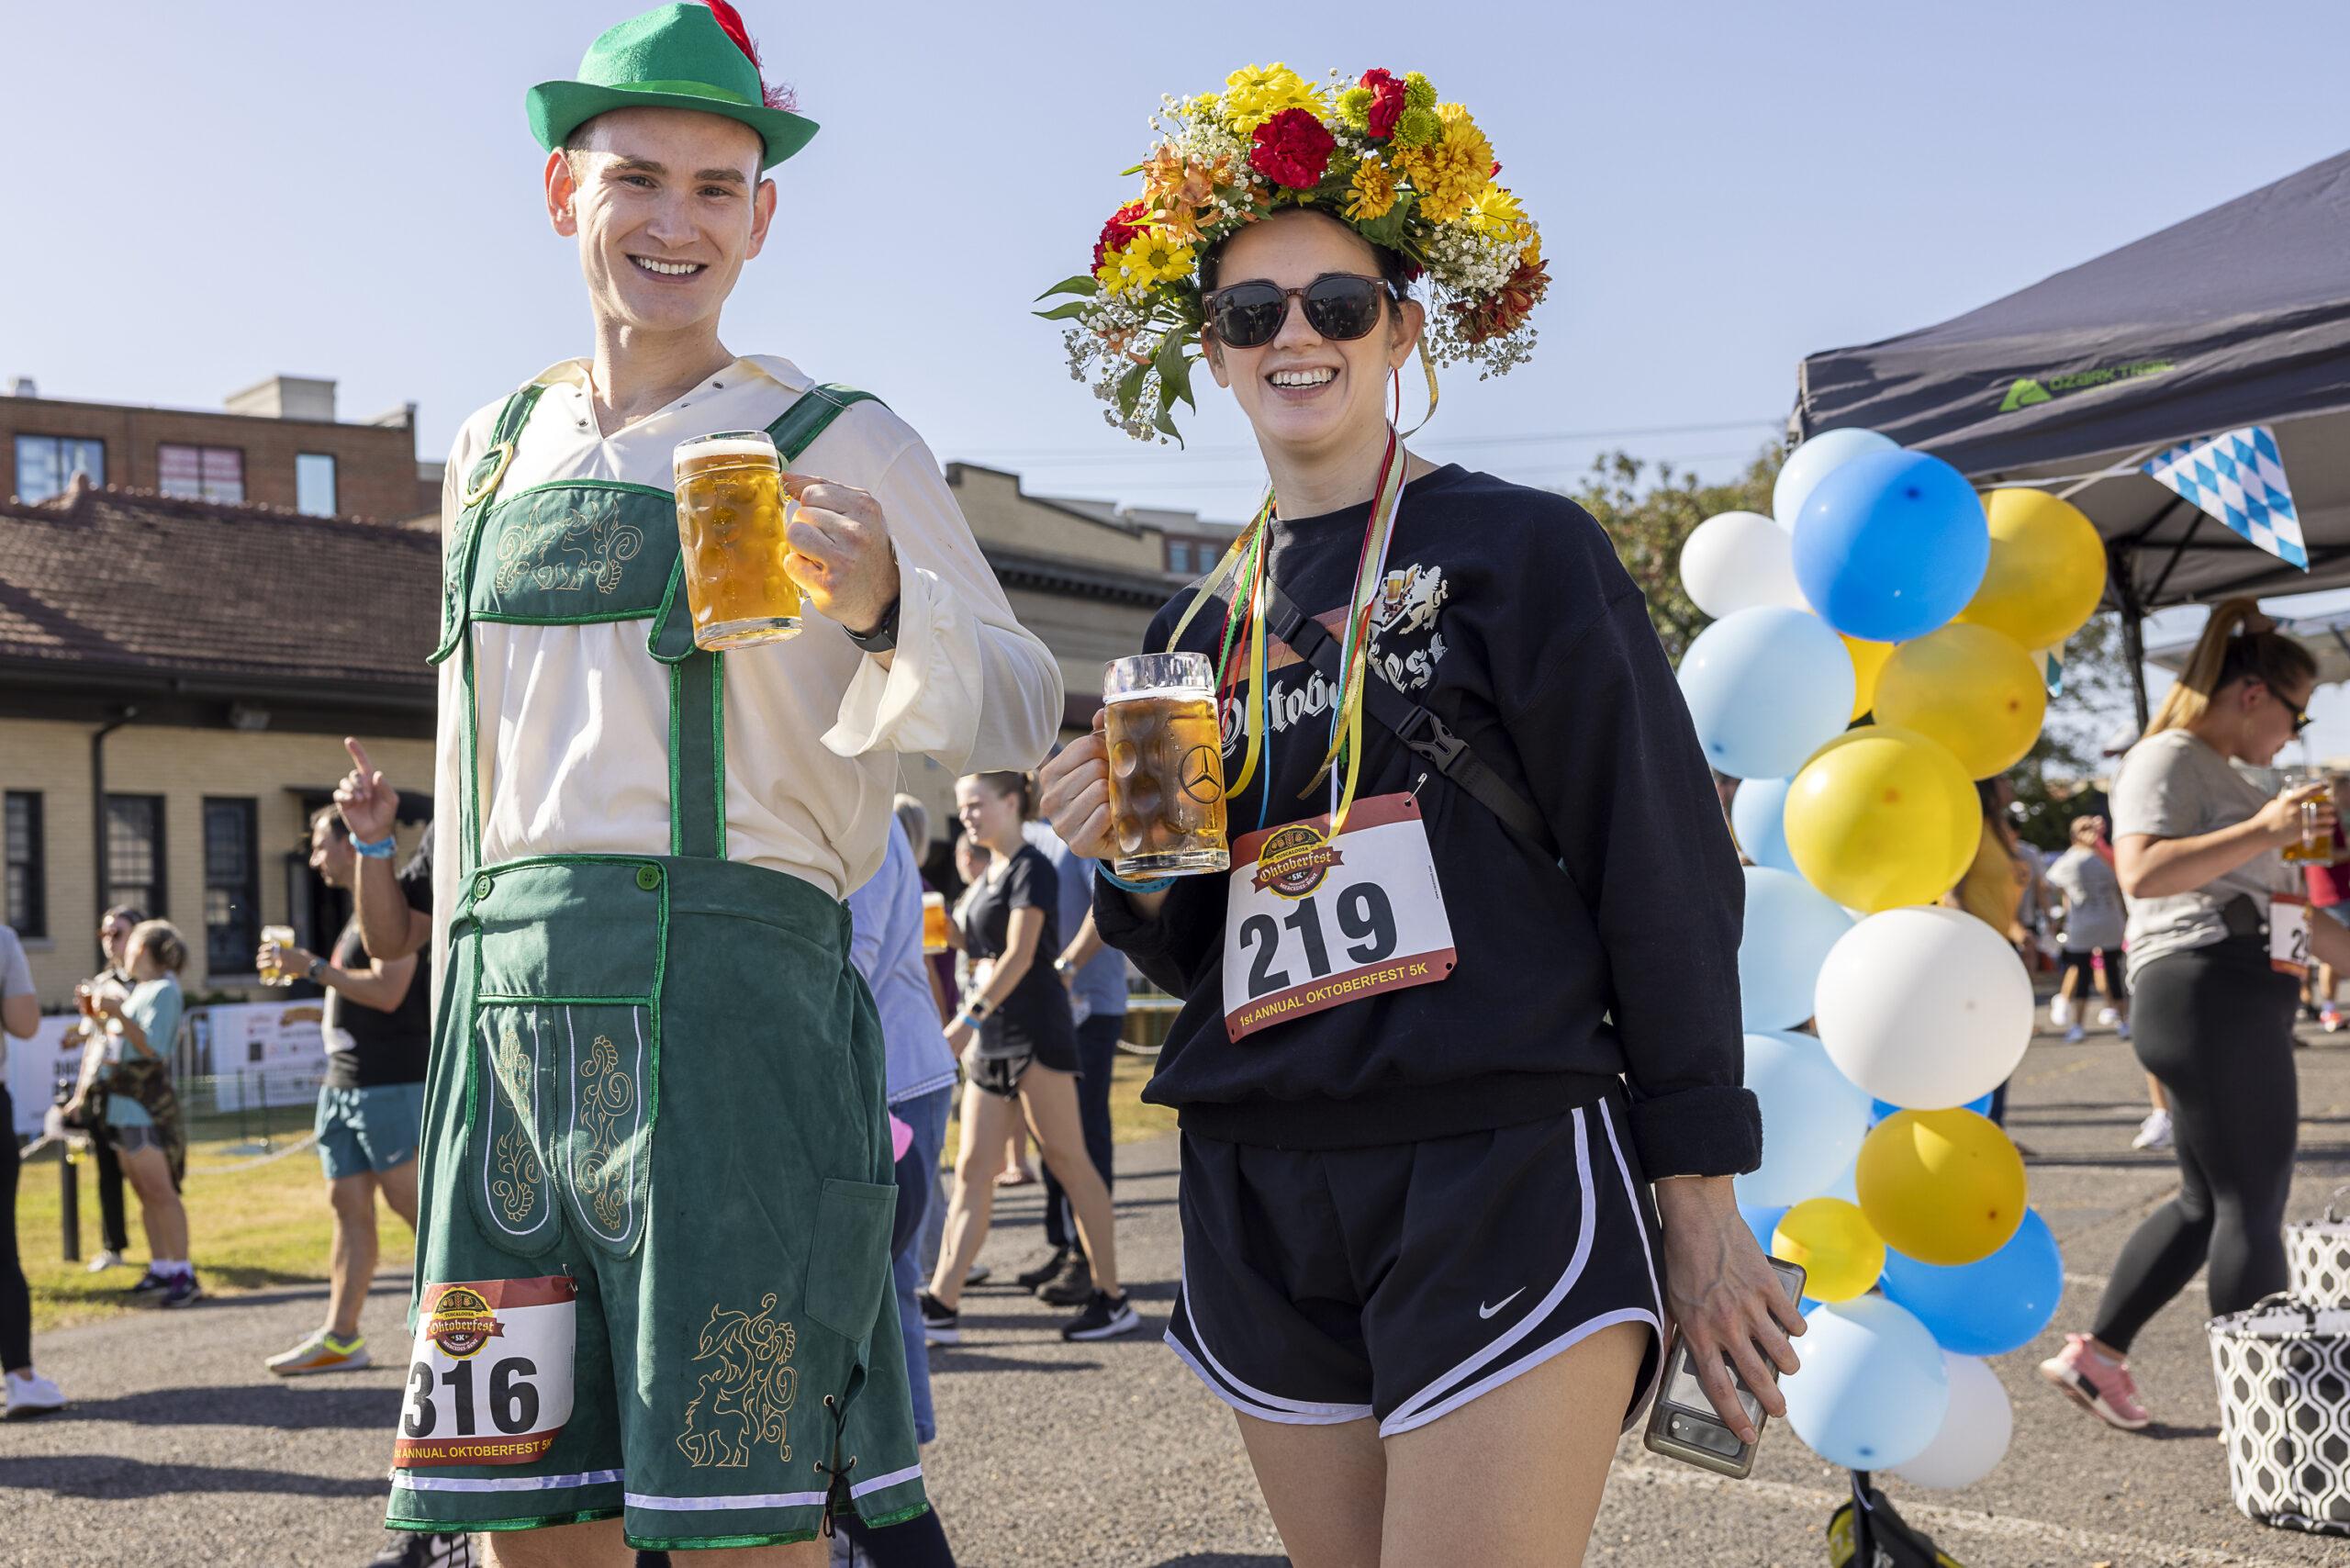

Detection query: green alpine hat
xmin=526 ymin=3 xmax=818 ymax=171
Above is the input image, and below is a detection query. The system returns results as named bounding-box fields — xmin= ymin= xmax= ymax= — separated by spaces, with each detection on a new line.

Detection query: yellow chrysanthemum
xmin=1345 ymin=157 xmax=1398 ymax=222
xmin=1393 ymin=104 xmax=1495 ymax=225
xmin=1098 ymin=229 xmax=1197 ymax=296
xmin=1465 ymin=182 xmax=1531 ymax=244
xmin=1222 ymin=62 xmax=1326 ymax=132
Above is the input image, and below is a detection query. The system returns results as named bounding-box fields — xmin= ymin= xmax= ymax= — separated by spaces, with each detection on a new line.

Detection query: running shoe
xmin=2064 ymin=1024 xmax=2087 ymax=1043
xmin=1060 ymin=1290 xmax=1140 ymax=1341
xmin=2132 ymin=1109 xmax=2173 ymax=1151
xmin=1015 ymin=1245 xmax=1070 ymax=1292
xmin=84 ymin=1248 xmax=126 ymax=1274
xmin=2323 ymin=1002 xmax=2344 ymax=1034
xmin=124 ymin=1267 xmax=171 ymax=1297
xmin=2096 ymin=1006 xmax=2120 ymax=1027
xmin=2038 ymin=1333 xmax=2151 ymax=1430
xmin=2048 ymin=996 xmax=2071 ymax=1029
xmin=3 ymin=1370 xmax=66 ymax=1419
xmin=964 ymin=1262 xmax=990 ymax=1287
xmin=918 ymin=1289 xmax=960 ymax=1347
xmin=1038 ymin=1252 xmax=1094 ymax=1307
xmin=159 ymin=1272 xmax=205 ymax=1310
xmin=267 ymin=1329 xmax=370 ymax=1376
xmin=365 ymin=1530 xmax=476 ymax=1567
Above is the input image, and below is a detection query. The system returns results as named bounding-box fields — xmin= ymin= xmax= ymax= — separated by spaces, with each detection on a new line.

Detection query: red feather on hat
xmin=701 ymin=0 xmax=797 ymax=111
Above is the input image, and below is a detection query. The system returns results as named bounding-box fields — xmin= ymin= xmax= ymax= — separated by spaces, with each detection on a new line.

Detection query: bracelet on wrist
xmin=1100 ymin=866 xmax=1175 ymax=895
xmin=352 ymin=832 xmax=398 ymax=860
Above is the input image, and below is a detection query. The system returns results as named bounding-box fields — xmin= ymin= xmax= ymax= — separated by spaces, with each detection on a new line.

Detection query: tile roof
xmin=0 ymin=484 xmax=440 ymax=693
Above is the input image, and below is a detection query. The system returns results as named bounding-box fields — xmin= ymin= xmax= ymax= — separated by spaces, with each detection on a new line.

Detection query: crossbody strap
xmin=1262 ymin=580 xmax=1562 ymax=862
xmin=431 ymin=385 xmax=547 ymax=666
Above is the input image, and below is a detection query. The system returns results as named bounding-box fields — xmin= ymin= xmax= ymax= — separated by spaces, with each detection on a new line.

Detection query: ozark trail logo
xmin=425 ymin=1285 xmax=504 ymax=1361
xmin=493 ymin=509 xmax=645 ymax=597
xmin=1998 ymin=359 xmax=2174 ymax=414
xmin=1252 ymin=823 xmax=1344 ymax=899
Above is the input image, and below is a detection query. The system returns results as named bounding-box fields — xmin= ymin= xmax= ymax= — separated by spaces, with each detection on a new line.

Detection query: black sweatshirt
xmin=1094 ymin=465 xmax=1760 ymax=1180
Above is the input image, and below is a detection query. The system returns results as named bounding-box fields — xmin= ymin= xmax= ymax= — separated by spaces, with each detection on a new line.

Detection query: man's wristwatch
xmin=307 ymin=957 xmax=328 ymax=983
xmin=843 ymin=594 xmax=901 ymax=655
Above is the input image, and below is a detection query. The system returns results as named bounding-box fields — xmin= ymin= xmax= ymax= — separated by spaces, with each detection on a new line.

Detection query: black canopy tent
xmin=1792 ymin=151 xmax=2350 ymax=727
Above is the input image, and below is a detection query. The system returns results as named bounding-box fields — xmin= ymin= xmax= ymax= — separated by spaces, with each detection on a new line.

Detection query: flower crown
xmin=1040 ymin=64 xmax=1549 ymax=443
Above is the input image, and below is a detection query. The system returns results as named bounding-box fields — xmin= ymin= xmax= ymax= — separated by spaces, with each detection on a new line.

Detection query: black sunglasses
xmin=1203 ymin=273 xmax=1396 ymax=349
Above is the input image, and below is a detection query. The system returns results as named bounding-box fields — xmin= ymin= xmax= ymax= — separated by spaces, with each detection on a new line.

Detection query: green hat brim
xmin=526 ymin=79 xmax=817 ymax=171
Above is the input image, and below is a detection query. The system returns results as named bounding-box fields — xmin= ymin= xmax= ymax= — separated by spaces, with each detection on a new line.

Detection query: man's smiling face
xmin=550 ymin=106 xmax=775 ymax=335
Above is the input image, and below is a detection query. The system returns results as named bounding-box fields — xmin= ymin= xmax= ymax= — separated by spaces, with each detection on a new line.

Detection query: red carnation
xmin=1249 ymin=107 xmax=1336 ymax=190
xmin=1093 ymin=200 xmax=1147 ymax=271
xmin=1358 ymin=68 xmax=1409 ymax=141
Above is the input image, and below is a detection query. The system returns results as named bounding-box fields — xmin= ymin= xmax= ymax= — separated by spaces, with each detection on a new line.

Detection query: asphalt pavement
xmin=6 ymin=1013 xmax=2348 ymax=1567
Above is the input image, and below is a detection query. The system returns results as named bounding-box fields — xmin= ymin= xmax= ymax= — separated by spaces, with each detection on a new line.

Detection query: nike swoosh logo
xmin=1478 ymin=1288 xmax=1526 ymax=1320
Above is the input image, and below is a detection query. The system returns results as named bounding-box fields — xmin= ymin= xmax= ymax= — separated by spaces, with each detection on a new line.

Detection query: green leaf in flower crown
xmin=1152 ymin=400 xmax=1182 ymax=442
xmin=1035 ymin=300 xmax=1095 ymax=321
xmin=1035 ymin=274 xmax=1102 ymax=301
xmin=1116 ymin=362 xmax=1149 ymax=419
xmin=1355 ymin=191 xmax=1416 ymax=252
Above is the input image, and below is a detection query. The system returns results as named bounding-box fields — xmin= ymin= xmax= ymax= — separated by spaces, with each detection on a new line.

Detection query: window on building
xmin=203 ymin=799 xmax=260 ymax=975
xmin=105 ymin=795 xmax=166 ymax=918
xmin=158 ymin=443 xmax=244 ymax=503
xmin=5 ymin=792 xmax=43 ymax=939
xmin=296 ymin=452 xmax=338 ymax=517
xmin=1167 ymin=541 xmax=1192 ymax=574
xmin=13 ymin=435 xmax=105 ymax=503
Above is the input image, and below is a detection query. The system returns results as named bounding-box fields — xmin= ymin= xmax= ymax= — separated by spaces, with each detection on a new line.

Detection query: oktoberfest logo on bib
xmin=1224 ymin=793 xmax=1456 ymax=1040
xmin=396 ymin=1276 xmax=577 ymax=1468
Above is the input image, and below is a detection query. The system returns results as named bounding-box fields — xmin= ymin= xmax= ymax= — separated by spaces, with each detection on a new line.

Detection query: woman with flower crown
xmin=1036 ymin=66 xmax=1803 ymax=1562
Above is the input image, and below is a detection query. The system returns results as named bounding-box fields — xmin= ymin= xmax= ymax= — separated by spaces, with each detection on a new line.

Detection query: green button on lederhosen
xmin=635 ymin=865 xmax=663 ymax=891
xmin=474 ymin=874 xmax=495 ymax=901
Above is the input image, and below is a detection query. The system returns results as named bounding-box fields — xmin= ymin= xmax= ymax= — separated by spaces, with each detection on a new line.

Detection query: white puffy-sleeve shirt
xmin=428 ymin=354 xmax=1062 ymax=988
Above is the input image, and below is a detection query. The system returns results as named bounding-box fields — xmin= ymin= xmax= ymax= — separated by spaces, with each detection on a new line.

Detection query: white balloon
xmin=1891 ymin=1352 xmax=2013 ymax=1490
xmin=1735 ymin=1030 xmax=1873 ymax=1208
xmin=1681 ymin=510 xmax=1808 ymax=619
xmin=1773 ymin=428 xmax=1898 ymax=534
xmin=1812 ymin=907 xmax=2035 ymax=1110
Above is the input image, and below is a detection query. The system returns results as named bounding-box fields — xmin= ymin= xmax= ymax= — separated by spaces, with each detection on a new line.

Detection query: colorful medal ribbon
xmin=1312 ymin=427 xmax=1409 ymax=834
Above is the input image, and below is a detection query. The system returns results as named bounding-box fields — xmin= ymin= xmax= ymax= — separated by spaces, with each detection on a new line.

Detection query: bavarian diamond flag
xmin=2143 ymin=425 xmax=2307 ymax=571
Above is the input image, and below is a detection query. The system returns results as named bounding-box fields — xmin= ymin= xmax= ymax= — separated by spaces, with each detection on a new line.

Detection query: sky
xmin=5 ymin=0 xmax=2345 ymax=746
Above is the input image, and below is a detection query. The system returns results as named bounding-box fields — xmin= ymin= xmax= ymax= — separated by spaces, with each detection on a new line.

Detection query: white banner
xmin=7 ymin=1016 xmax=86 ymax=1138
xmin=196 ymin=1001 xmax=329 ymax=1111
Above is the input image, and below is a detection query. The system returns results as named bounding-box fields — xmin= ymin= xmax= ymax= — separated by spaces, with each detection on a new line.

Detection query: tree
xmin=2008 ymin=611 xmax=2136 ymax=850
xmin=1569 ymin=446 xmax=1784 ymax=664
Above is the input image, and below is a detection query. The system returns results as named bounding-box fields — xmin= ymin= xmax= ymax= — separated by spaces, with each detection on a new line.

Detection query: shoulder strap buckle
xmin=1392 ymin=704 xmax=1466 ymax=770
xmin=459 ymin=442 xmax=517 ymax=510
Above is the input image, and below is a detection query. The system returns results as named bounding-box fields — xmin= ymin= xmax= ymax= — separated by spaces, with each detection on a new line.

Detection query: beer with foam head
xmin=259 ymin=924 xmax=297 ymax=987
xmin=674 ymin=430 xmax=800 ymax=650
xmin=922 ymin=891 xmax=950 ymax=955
xmin=1103 ymin=653 xmax=1229 ymax=879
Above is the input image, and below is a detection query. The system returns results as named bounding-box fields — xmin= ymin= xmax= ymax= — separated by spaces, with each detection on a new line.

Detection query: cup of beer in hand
xmin=1102 ymin=652 xmax=1229 ymax=880
xmin=674 ymin=430 xmax=800 ymax=650
xmin=922 ymin=891 xmax=950 ymax=956
xmin=259 ymin=925 xmax=298 ymax=987
xmin=2284 ymin=766 xmax=2337 ymax=864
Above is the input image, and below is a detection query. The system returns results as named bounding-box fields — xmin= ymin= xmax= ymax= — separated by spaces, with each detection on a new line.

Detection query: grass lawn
xmin=19 ymin=1048 xmax=1177 ymax=1338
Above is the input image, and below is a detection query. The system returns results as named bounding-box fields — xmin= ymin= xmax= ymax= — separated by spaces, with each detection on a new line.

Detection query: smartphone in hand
xmin=1640 ymin=1256 xmax=1807 ymax=1479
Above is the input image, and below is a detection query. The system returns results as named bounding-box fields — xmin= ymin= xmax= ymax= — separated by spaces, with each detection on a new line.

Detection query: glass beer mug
xmin=1102 ymin=652 xmax=1229 ymax=879
xmin=674 ymin=430 xmax=802 ymax=650
xmin=259 ymin=924 xmax=297 ymax=987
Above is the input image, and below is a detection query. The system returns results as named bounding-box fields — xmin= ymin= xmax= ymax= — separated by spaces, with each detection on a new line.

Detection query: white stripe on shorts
xmin=624 ymin=1462 xmax=924 ymax=1513
xmin=392 ymin=1467 xmax=623 ymax=1494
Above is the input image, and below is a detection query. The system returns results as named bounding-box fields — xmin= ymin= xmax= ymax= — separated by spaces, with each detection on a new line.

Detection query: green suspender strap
xmin=646 ymin=384 xmax=882 ymax=863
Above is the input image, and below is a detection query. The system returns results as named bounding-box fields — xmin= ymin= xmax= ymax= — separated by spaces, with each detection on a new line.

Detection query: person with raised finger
xmin=1033 ymin=66 xmax=1795 ymax=1566
xmin=383 ymin=6 xmax=1058 ymax=1562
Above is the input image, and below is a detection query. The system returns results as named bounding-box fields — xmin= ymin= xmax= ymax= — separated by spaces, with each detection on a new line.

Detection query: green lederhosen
xmin=386 ymin=385 xmax=928 ymax=1550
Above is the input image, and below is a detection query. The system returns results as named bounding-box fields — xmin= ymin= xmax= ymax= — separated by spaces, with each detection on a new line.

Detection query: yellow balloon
xmin=1856 ymin=1109 xmax=2027 ymax=1266
xmin=1874 ymin=623 xmax=2048 ymax=778
xmin=1772 ymin=1197 xmax=1886 ymax=1303
xmin=1843 ymin=635 xmax=1894 ymax=722
xmin=1785 ymin=726 xmax=1983 ymax=912
xmin=1956 ymin=489 xmax=2108 ymax=651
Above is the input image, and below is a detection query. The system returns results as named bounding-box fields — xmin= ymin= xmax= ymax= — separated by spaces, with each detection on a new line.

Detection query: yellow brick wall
xmin=1 ymin=718 xmax=432 ymax=1006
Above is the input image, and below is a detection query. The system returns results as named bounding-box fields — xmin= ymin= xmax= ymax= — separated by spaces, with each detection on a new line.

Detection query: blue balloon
xmin=1792 ymin=450 xmax=1989 ymax=643
xmin=1774 ymin=428 xmax=1898 ymax=534
xmin=1735 ymin=1029 xmax=1873 ymax=1207
xmin=1872 ymin=1092 xmax=1995 ymax=1124
xmin=1881 ymin=1208 xmax=2064 ymax=1357
xmin=1731 ymin=777 xmax=1798 ymax=872
xmin=1740 ymin=870 xmax=1855 ymax=1032
xmin=1675 ymin=606 xmax=1855 ymax=780
xmin=1782 ymin=1295 xmax=1951 ymax=1469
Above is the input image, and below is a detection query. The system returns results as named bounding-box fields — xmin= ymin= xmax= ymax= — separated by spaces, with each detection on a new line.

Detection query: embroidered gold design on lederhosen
xmin=574 ymin=1032 xmax=638 ymax=1235
xmin=488 ymin=1015 xmax=544 ymax=1227
xmin=677 ymin=1294 xmax=800 ymax=1469
xmin=492 ymin=507 xmax=645 ymax=597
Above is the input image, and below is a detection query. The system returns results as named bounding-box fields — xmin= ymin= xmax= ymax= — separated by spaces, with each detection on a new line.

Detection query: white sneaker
xmin=2049 ymin=997 xmax=2072 ymax=1028
xmin=2065 ymin=1025 xmax=2087 ymax=1043
xmin=2132 ymin=1110 xmax=2174 ymax=1151
xmin=4 ymin=1371 xmax=66 ymax=1418
xmin=84 ymin=1249 xmax=125 ymax=1274
xmin=2097 ymin=1006 xmax=2119 ymax=1027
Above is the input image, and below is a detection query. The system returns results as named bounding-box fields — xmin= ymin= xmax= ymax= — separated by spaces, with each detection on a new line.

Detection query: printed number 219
xmin=1238 ymin=883 xmax=1399 ymax=997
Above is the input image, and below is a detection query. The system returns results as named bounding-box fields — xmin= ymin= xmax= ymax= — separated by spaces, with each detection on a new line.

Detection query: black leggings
xmin=2090 ymin=939 xmax=2299 ymax=1352
xmin=2 ymin=1087 xmax=31 ymax=1372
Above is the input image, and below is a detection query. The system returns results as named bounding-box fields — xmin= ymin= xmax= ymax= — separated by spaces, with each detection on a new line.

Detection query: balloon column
xmin=1677 ymin=431 xmax=2108 ymax=1487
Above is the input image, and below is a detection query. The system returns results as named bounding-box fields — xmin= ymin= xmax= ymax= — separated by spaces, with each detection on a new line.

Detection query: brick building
xmin=3 ymin=375 xmax=438 ymax=521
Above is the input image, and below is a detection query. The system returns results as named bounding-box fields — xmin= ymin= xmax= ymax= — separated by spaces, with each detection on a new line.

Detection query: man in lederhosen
xmin=365 ymin=5 xmax=1062 ymax=1561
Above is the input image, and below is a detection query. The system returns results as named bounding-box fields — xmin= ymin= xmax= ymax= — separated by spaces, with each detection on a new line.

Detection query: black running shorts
xmin=1167 ymin=1095 xmax=1666 ymax=1438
